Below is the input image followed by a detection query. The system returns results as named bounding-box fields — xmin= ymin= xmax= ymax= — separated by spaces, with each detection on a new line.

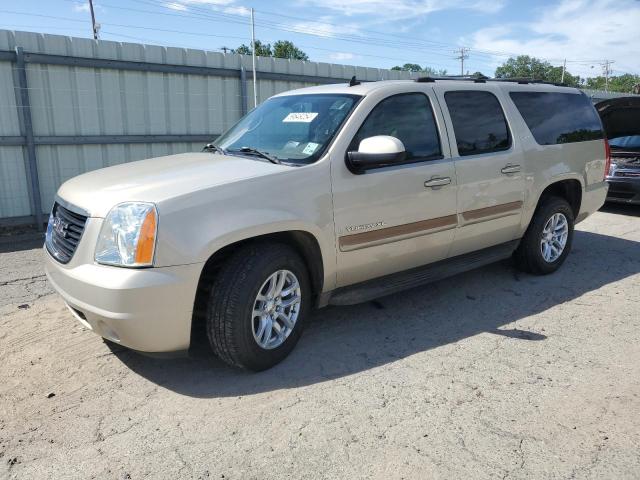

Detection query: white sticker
xmin=283 ymin=112 xmax=318 ymax=123
xmin=302 ymin=142 xmax=319 ymax=155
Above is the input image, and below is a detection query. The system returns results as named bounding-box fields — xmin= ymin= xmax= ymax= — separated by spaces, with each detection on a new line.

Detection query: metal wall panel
xmin=0 ymin=29 xmax=413 ymax=221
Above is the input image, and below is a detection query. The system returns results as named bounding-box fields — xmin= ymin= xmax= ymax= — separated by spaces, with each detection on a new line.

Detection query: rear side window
xmin=509 ymin=92 xmax=604 ymax=145
xmin=444 ymin=91 xmax=511 ymax=156
xmin=350 ymin=93 xmax=442 ymax=162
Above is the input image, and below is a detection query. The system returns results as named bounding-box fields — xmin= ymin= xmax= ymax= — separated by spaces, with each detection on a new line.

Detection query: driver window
xmin=350 ymin=93 xmax=442 ymax=162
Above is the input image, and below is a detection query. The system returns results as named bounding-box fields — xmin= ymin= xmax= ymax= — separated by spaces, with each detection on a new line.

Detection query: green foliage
xmin=390 ymin=64 xmax=448 ymax=76
xmin=232 ymin=40 xmax=272 ymax=56
xmin=233 ymin=40 xmax=308 ymax=60
xmin=584 ymin=74 xmax=640 ymax=93
xmin=272 ymin=40 xmax=309 ymax=61
xmin=495 ymin=55 xmax=580 ymax=86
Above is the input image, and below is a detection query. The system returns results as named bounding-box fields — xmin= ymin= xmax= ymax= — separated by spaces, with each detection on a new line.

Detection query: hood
xmin=57 ymin=152 xmax=288 ymax=217
xmin=596 ymin=96 xmax=640 ymax=140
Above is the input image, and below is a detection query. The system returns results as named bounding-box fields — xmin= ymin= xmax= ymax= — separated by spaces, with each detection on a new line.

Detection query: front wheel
xmin=514 ymin=196 xmax=575 ymax=275
xmin=205 ymin=243 xmax=310 ymax=371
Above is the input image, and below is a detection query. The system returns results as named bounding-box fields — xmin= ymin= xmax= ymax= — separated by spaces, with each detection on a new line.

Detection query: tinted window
xmin=445 ymin=91 xmax=511 ymax=156
xmin=350 ymin=93 xmax=441 ymax=162
xmin=510 ymin=92 xmax=604 ymax=145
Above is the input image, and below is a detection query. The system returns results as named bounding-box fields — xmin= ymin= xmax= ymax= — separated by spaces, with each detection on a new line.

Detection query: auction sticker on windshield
xmin=302 ymin=142 xmax=319 ymax=155
xmin=283 ymin=112 xmax=318 ymax=123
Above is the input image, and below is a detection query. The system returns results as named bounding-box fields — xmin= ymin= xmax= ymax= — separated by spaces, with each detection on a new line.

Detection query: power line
xmin=5 ymin=3 xmax=635 ymax=76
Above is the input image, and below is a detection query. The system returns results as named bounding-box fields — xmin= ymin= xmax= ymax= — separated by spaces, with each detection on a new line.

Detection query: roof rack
xmin=415 ymin=75 xmax=488 ymax=83
xmin=491 ymin=77 xmax=568 ymax=87
xmin=414 ymin=76 xmax=568 ymax=87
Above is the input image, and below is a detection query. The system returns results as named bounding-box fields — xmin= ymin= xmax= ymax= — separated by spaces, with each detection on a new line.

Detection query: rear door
xmin=435 ymin=85 xmax=525 ymax=256
xmin=330 ymin=85 xmax=457 ymax=287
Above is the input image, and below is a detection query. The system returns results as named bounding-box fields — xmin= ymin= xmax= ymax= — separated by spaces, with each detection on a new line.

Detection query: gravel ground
xmin=1 ymin=205 xmax=639 ymax=479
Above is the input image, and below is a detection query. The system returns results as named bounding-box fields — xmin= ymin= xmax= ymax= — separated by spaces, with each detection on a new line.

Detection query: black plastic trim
xmin=328 ymin=240 xmax=520 ymax=305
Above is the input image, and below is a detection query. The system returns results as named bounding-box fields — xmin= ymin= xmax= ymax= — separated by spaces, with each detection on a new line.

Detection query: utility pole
xmin=221 ymin=46 xmax=230 ymax=54
xmin=601 ymin=60 xmax=614 ymax=92
xmin=454 ymin=47 xmax=469 ymax=76
xmin=250 ymin=7 xmax=258 ymax=108
xmin=561 ymin=59 xmax=566 ymax=83
xmin=88 ymin=0 xmax=99 ymax=40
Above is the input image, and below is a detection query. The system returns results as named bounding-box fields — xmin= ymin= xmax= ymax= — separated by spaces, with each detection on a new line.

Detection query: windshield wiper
xmin=203 ymin=143 xmax=226 ymax=155
xmin=230 ymin=147 xmax=281 ymax=164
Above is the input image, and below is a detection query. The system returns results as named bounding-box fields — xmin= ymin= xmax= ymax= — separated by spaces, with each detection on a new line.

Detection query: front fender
xmin=152 ymin=161 xmax=337 ymax=291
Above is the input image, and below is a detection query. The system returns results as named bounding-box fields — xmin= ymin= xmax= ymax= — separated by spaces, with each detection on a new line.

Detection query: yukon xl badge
xmin=345 ymin=221 xmax=386 ymax=233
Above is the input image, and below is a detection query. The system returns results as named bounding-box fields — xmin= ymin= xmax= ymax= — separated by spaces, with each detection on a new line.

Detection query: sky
xmin=1 ymin=0 xmax=639 ymax=78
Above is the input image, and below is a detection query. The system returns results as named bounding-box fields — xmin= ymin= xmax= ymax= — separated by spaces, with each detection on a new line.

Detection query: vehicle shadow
xmin=0 ymin=232 xmax=44 ymax=254
xmin=112 ymin=230 xmax=640 ymax=398
xmin=600 ymin=202 xmax=640 ymax=217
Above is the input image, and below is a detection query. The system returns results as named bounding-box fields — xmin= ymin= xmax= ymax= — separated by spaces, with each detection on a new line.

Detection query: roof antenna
xmin=349 ymin=75 xmax=360 ymax=87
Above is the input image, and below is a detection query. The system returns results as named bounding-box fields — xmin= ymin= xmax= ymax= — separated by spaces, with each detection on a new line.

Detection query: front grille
xmin=45 ymin=202 xmax=88 ymax=264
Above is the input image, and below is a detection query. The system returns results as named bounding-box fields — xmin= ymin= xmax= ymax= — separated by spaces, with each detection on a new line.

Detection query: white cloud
xmin=289 ymin=21 xmax=352 ymax=38
xmin=177 ymin=0 xmax=235 ymax=4
xmin=468 ymin=0 xmax=640 ymax=76
xmin=223 ymin=5 xmax=250 ymax=16
xmin=164 ymin=0 xmax=249 ymax=16
xmin=330 ymin=52 xmax=355 ymax=60
xmin=73 ymin=2 xmax=90 ymax=12
xmin=164 ymin=2 xmax=188 ymax=11
xmin=299 ymin=0 xmax=505 ymax=20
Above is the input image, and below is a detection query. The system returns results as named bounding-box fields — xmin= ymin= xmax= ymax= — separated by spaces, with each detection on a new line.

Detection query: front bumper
xmin=44 ymin=250 xmax=204 ymax=353
xmin=606 ymin=175 xmax=640 ymax=205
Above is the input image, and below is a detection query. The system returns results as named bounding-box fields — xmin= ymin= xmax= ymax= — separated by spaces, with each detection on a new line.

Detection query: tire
xmin=514 ymin=196 xmax=575 ymax=275
xmin=205 ymin=243 xmax=311 ymax=371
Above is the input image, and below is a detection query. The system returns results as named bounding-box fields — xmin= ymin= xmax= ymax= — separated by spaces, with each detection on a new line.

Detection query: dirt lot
xmin=1 ymin=205 xmax=639 ymax=479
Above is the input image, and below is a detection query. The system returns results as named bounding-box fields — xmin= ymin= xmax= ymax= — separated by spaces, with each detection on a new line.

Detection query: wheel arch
xmin=190 ymin=230 xmax=325 ymax=348
xmin=537 ymin=178 xmax=583 ymax=219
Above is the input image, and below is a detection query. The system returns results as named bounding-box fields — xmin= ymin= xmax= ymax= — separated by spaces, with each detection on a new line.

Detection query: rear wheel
xmin=514 ymin=196 xmax=574 ymax=275
xmin=205 ymin=243 xmax=310 ymax=371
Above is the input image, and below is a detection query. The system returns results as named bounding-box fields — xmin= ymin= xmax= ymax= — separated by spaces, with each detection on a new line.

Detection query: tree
xmin=584 ymin=73 xmax=640 ymax=93
xmin=272 ymin=40 xmax=309 ymax=61
xmin=423 ymin=66 xmax=448 ymax=77
xmin=232 ymin=40 xmax=273 ymax=57
xmin=391 ymin=63 xmax=423 ymax=72
xmin=232 ymin=40 xmax=309 ymax=60
xmin=390 ymin=64 xmax=447 ymax=76
xmin=495 ymin=55 xmax=580 ymax=86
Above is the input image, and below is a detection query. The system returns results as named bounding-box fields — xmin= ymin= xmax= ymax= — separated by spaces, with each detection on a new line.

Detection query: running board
xmin=328 ymin=240 xmax=519 ymax=306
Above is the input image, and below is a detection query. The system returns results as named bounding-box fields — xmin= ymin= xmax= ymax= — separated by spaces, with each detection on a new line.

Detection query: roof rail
xmin=491 ymin=77 xmax=568 ymax=87
xmin=415 ymin=75 xmax=487 ymax=83
xmin=414 ymin=76 xmax=568 ymax=87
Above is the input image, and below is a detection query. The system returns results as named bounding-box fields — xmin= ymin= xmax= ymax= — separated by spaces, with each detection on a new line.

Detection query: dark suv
xmin=597 ymin=97 xmax=640 ymax=204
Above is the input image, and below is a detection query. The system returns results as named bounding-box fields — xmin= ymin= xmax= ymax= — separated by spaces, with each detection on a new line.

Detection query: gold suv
xmin=45 ymin=78 xmax=609 ymax=370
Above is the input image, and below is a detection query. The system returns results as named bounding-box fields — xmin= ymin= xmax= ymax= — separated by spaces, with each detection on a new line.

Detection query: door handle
xmin=424 ymin=176 xmax=451 ymax=188
xmin=501 ymin=164 xmax=521 ymax=174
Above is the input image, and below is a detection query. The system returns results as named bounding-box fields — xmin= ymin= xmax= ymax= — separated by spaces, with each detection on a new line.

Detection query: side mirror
xmin=347 ymin=135 xmax=406 ymax=173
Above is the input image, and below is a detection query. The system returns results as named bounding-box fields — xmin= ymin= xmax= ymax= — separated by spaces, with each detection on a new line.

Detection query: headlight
xmin=95 ymin=202 xmax=158 ymax=267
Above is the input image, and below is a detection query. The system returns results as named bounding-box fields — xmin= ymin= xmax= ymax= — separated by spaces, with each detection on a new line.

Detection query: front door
xmin=330 ymin=88 xmax=458 ymax=287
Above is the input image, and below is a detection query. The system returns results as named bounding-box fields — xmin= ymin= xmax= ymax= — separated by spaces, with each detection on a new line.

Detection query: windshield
xmin=609 ymin=135 xmax=640 ymax=150
xmin=214 ymin=94 xmax=360 ymax=164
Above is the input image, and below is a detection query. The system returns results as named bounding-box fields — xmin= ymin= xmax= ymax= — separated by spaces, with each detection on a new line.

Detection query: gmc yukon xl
xmin=44 ymin=78 xmax=609 ymax=370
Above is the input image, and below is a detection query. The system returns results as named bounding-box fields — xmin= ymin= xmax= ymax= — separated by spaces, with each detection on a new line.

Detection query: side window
xmin=509 ymin=92 xmax=604 ymax=145
xmin=350 ymin=93 xmax=442 ymax=162
xmin=444 ymin=91 xmax=511 ymax=156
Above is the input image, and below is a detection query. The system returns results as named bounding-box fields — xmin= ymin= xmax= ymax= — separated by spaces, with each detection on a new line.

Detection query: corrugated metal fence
xmin=0 ymin=29 xmax=414 ymax=227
